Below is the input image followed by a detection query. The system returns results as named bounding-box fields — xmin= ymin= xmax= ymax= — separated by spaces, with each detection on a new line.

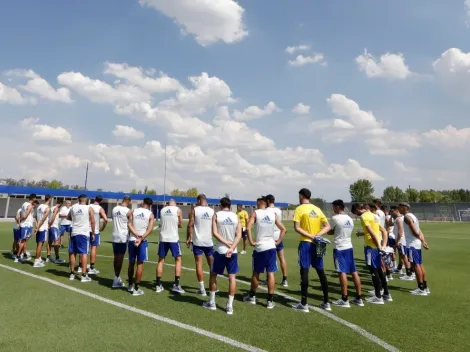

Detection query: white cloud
xmin=355 ymin=50 xmax=412 ymax=80
xmin=22 ymin=151 xmax=49 ymax=163
xmin=313 ymin=159 xmax=384 ymax=181
xmin=292 ymin=103 xmax=310 ymax=115
xmin=422 ymin=125 xmax=470 ymax=148
xmin=288 ymin=54 xmax=326 ymax=67
xmin=327 ymin=94 xmax=383 ymax=130
xmin=366 ymin=132 xmax=421 ymax=156
xmin=104 ymin=63 xmax=180 ymax=93
xmin=7 ymin=69 xmax=73 ymax=103
xmin=466 ymin=0 xmax=470 ymax=26
xmin=57 ymin=155 xmax=87 ymax=169
xmin=0 ymin=81 xmax=33 ymax=105
xmin=285 ymin=45 xmax=310 ymax=54
xmin=112 ymin=125 xmax=145 ymax=140
xmin=20 ymin=117 xmax=72 ymax=144
xmin=432 ymin=48 xmax=470 ymax=100
xmin=139 ymin=0 xmax=247 ymax=46
xmin=233 ymin=101 xmax=279 ymax=121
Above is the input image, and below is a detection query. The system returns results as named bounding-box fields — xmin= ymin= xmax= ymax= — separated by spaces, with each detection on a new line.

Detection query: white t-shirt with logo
xmin=112 ymin=205 xmax=130 ymax=243
xmin=89 ymin=204 xmax=102 ymax=234
xmin=404 ymin=213 xmax=421 ymax=249
xmin=49 ymin=205 xmax=61 ymax=229
xmin=129 ymin=208 xmax=152 ymax=241
xmin=193 ymin=206 xmax=214 ymax=247
xmin=386 ymin=215 xmax=395 ymax=239
xmin=254 ymin=209 xmax=276 ymax=252
xmin=330 ymin=214 xmax=354 ymax=250
xmin=160 ymin=206 xmax=180 ymax=243
xmin=36 ymin=204 xmax=50 ymax=231
xmin=59 ymin=206 xmax=72 ymax=226
xmin=393 ymin=216 xmax=406 ymax=245
xmin=20 ymin=202 xmax=34 ymax=228
xmin=215 ymin=211 xmax=238 ymax=255
xmin=70 ymin=204 xmax=91 ymax=237
xmin=266 ymin=206 xmax=282 ymax=241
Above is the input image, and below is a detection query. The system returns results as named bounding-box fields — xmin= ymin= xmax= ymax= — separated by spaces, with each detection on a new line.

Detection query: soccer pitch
xmin=0 ymin=221 xmax=469 ymax=352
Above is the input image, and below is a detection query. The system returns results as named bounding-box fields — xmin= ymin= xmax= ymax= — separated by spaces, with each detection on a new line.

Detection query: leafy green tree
xmin=406 ymin=188 xmax=419 ymax=202
xmin=146 ymin=189 xmax=157 ymax=195
xmin=185 ymin=188 xmax=198 ymax=197
xmin=48 ymin=180 xmax=63 ymax=189
xmin=130 ymin=188 xmax=137 ymax=194
xmin=382 ymin=186 xmax=397 ymax=202
xmin=349 ymin=179 xmax=375 ymax=202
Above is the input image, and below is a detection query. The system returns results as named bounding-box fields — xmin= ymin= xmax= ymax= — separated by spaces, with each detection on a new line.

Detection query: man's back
xmin=130 ymin=207 xmax=152 ymax=241
xmin=331 ymin=214 xmax=354 ymax=250
xmin=215 ymin=210 xmax=238 ymax=254
xmin=193 ymin=206 xmax=214 ymax=247
xmin=254 ymin=209 xmax=276 ymax=252
xmin=71 ymin=204 xmax=90 ymax=236
xmin=160 ymin=206 xmax=179 ymax=242
xmin=293 ymin=203 xmax=327 ymax=242
xmin=112 ymin=205 xmax=130 ymax=243
xmin=266 ymin=206 xmax=282 ymax=241
xmin=37 ymin=204 xmax=49 ymax=231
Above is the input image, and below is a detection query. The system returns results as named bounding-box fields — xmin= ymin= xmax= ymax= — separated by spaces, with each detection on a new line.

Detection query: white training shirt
xmin=193 ymin=206 xmax=214 ymax=247
xmin=266 ymin=206 xmax=282 ymax=241
xmin=393 ymin=216 xmax=406 ymax=245
xmin=13 ymin=208 xmax=21 ymax=229
xmin=160 ymin=206 xmax=180 ymax=243
xmin=376 ymin=209 xmax=386 ymax=228
xmin=20 ymin=202 xmax=34 ymax=228
xmin=386 ymin=215 xmax=395 ymax=239
xmin=36 ymin=204 xmax=50 ymax=231
xmin=254 ymin=209 xmax=276 ymax=252
xmin=59 ymin=206 xmax=72 ymax=226
xmin=89 ymin=204 xmax=102 ymax=234
xmin=330 ymin=213 xmax=354 ymax=250
xmin=112 ymin=205 xmax=130 ymax=243
xmin=129 ymin=207 xmax=152 ymax=241
xmin=215 ymin=210 xmax=239 ymax=255
xmin=49 ymin=205 xmax=61 ymax=229
xmin=403 ymin=213 xmax=421 ymax=249
xmin=70 ymin=204 xmax=91 ymax=237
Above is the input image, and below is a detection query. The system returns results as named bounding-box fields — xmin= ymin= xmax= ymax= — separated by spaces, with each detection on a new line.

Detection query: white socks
xmin=228 ymin=295 xmax=234 ymax=307
xmin=199 ymin=281 xmax=205 ymax=291
xmin=209 ymin=291 xmax=216 ymax=304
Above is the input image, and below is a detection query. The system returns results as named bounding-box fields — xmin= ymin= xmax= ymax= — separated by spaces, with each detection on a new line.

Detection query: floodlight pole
xmin=84 ymin=162 xmax=89 ymax=190
xmin=163 ymin=134 xmax=167 ymax=204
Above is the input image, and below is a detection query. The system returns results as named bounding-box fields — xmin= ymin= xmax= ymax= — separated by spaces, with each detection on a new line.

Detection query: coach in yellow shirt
xmin=292 ymin=188 xmax=331 ymax=312
xmin=351 ymin=203 xmax=391 ymax=304
xmin=237 ymin=204 xmax=249 ymax=254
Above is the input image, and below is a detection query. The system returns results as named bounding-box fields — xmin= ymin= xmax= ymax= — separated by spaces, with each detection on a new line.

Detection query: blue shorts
xmin=253 ymin=248 xmax=278 ymax=273
xmin=13 ymin=228 xmax=21 ymax=242
xmin=36 ymin=230 xmax=47 ymax=243
xmin=212 ymin=252 xmax=239 ymax=275
xmin=298 ymin=241 xmax=324 ymax=270
xmin=388 ymin=238 xmax=396 ymax=247
xmin=334 ymin=248 xmax=357 ymax=274
xmin=20 ymin=227 xmax=32 ymax=241
xmin=90 ymin=233 xmax=100 ymax=247
xmin=113 ymin=242 xmax=127 ymax=255
xmin=60 ymin=225 xmax=72 ymax=235
xmin=242 ymin=229 xmax=248 ymax=239
xmin=192 ymin=245 xmax=214 ymax=257
xmin=364 ymin=246 xmax=382 ymax=269
xmin=69 ymin=235 xmax=89 ymax=255
xmin=408 ymin=247 xmax=422 ymax=265
xmin=128 ymin=240 xmax=148 ymax=263
xmin=158 ymin=242 xmax=182 ymax=258
xmin=398 ymin=244 xmax=407 ymax=255
xmin=276 ymin=241 xmax=284 ymax=252
xmin=49 ymin=228 xmax=60 ymax=242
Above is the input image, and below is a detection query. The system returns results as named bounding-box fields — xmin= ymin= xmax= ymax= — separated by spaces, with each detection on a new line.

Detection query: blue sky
xmin=0 ymin=0 xmax=469 ymax=202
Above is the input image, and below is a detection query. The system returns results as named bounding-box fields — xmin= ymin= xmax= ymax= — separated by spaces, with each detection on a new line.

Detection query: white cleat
xmin=320 ymin=302 xmax=332 ymax=311
xmin=425 ymin=288 xmax=431 ymax=295
xmin=13 ymin=257 xmax=19 ymax=263
xmin=410 ymin=288 xmax=428 ymax=296
xmin=351 ymin=297 xmax=365 ymax=307
xmin=281 ymin=280 xmax=288 ymax=287
xmin=266 ymin=301 xmax=275 ymax=309
xmin=77 ymin=267 xmax=83 ymax=273
xmin=240 ymin=250 xmax=247 ymax=255
xmin=128 ymin=285 xmax=134 ymax=293
xmin=387 ymin=275 xmax=393 ymax=281
xmin=155 ymin=284 xmax=164 ymax=293
xmin=225 ymin=306 xmax=234 ymax=315
xmin=383 ymin=294 xmax=393 ymax=302
xmin=112 ymin=277 xmax=126 ymax=289
xmin=197 ymin=289 xmax=207 ymax=297
xmin=172 ymin=284 xmax=185 ymax=294
xmin=33 ymin=261 xmax=45 ymax=268
xmin=332 ymin=299 xmax=350 ymax=308
xmin=88 ymin=268 xmax=99 ymax=275
xmin=69 ymin=274 xmax=75 ymax=281
xmin=81 ymin=276 xmax=92 ymax=283
xmin=368 ymin=289 xmax=384 ymax=296
xmin=55 ymin=258 xmax=66 ymax=264
xmin=132 ymin=289 xmax=144 ymax=296
xmin=399 ymin=275 xmax=414 ymax=281
xmin=202 ymin=302 xmax=217 ymax=311
xmin=45 ymin=257 xmax=55 ymax=263
xmin=243 ymin=295 xmax=256 ymax=305
xmin=292 ymin=302 xmax=309 ymax=312
xmin=366 ymin=296 xmax=385 ymax=305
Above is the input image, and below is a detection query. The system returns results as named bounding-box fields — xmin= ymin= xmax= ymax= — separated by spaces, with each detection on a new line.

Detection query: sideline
xmin=1 ymin=251 xmax=400 ymax=352
xmin=0 ymin=263 xmax=266 ymax=352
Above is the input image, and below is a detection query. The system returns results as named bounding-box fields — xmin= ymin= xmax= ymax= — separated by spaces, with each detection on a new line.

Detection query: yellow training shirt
xmin=293 ymin=204 xmax=328 ymax=242
xmin=360 ymin=211 xmax=381 ymax=248
xmin=237 ymin=210 xmax=249 ymax=228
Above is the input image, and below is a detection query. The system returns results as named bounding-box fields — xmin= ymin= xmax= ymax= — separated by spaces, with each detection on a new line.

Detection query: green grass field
xmin=0 ymin=221 xmax=469 ymax=352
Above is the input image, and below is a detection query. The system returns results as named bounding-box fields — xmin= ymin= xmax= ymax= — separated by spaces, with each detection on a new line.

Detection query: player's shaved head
xmin=197 ymin=194 xmax=207 ymax=205
xmin=168 ymin=199 xmax=176 ymax=206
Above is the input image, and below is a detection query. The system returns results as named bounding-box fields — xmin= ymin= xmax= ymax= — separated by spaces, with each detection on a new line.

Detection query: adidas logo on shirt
xmin=309 ymin=210 xmax=318 ymax=218
xmin=202 ymin=212 xmax=211 ymax=219
xmin=345 ymin=220 xmax=353 ymax=228
xmin=261 ymin=215 xmax=273 ymax=224
xmin=115 ymin=211 xmax=121 ymax=217
xmin=135 ymin=213 xmax=145 ymax=219
xmin=77 ymin=209 xmax=83 ymax=214
xmin=222 ymin=217 xmax=234 ymax=225
xmin=164 ymin=209 xmax=172 ymax=215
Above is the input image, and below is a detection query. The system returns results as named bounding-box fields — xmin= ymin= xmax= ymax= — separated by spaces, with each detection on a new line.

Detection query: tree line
xmin=349 ymin=179 xmax=470 ymax=203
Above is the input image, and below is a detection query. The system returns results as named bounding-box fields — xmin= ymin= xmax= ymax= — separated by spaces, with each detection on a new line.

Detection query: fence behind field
xmin=281 ymin=202 xmax=470 ymax=222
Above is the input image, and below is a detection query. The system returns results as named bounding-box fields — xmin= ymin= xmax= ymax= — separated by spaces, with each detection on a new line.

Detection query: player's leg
xmin=33 ymin=231 xmax=46 ymax=267
xmin=203 ymin=252 xmax=221 ymax=310
xmin=155 ymin=242 xmax=168 ymax=292
xmin=276 ymin=243 xmax=288 ymax=287
xmin=241 ymin=231 xmax=247 ymax=254
xmin=409 ymin=248 xmax=427 ymax=296
xmin=68 ymin=237 xmax=76 ymax=280
xmin=313 ymin=244 xmax=330 ymax=310
xmin=89 ymin=233 xmax=100 ymax=274
xmin=77 ymin=236 xmax=90 ymax=282
xmin=171 ymin=243 xmax=184 ymax=293
xmin=193 ymin=246 xmax=206 ymax=295
xmin=293 ymin=242 xmax=311 ymax=312
xmin=365 ymin=246 xmax=385 ymax=304
xmin=127 ymin=242 xmax=137 ymax=292
xmin=112 ymin=243 xmax=126 ymax=288
xmin=226 ymin=254 xmax=238 ymax=315
xmin=265 ymin=249 xmax=277 ymax=308
xmin=244 ymin=250 xmax=259 ymax=304
xmin=332 ymin=249 xmax=350 ymax=307
xmin=132 ymin=241 xmax=147 ymax=296
xmin=200 ymin=247 xmax=214 ymax=295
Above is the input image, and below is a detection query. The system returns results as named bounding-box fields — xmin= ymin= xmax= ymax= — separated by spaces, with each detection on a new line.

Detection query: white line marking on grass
xmin=1 ymin=251 xmax=399 ymax=352
xmin=0 ymin=264 xmax=266 ymax=352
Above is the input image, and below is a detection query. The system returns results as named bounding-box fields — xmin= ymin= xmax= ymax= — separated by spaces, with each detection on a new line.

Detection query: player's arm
xmin=396 ymin=218 xmax=404 ymax=246
xmin=186 ymin=207 xmax=195 ymax=246
xmin=48 ymin=207 xmax=58 ymax=228
xmin=404 ymin=215 xmax=420 ymax=238
xmin=177 ymin=208 xmax=183 ymax=228
xmin=246 ymin=212 xmax=256 ymax=247
xmin=127 ymin=211 xmax=138 ymax=237
xmin=37 ymin=207 xmax=50 ymax=230
xmin=67 ymin=211 xmax=72 ymax=221
xmin=141 ymin=213 xmax=155 ymax=241
xmin=227 ymin=221 xmax=242 ymax=257
xmin=99 ymin=208 xmax=108 ymax=231
xmin=365 ymin=225 xmax=382 ymax=250
xmin=15 ymin=212 xmax=21 ymax=226
xmin=88 ymin=207 xmax=96 ymax=241
xmin=316 ymin=213 xmax=331 ymax=237
xmin=275 ymin=217 xmax=287 ymax=245
xmin=21 ymin=204 xmax=32 ymax=221
xmin=419 ymin=230 xmax=429 ymax=250
xmin=379 ymin=225 xmax=388 ymax=248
